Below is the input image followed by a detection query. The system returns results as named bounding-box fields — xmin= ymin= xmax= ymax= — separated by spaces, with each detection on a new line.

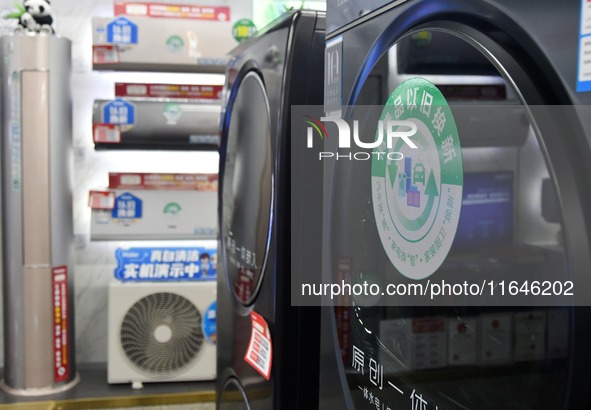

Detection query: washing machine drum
xmin=328 ymin=27 xmax=590 ymax=409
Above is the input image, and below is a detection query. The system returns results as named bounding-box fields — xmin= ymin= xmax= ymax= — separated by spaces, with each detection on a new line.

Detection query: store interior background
xmin=0 ymin=0 xmax=325 ymax=370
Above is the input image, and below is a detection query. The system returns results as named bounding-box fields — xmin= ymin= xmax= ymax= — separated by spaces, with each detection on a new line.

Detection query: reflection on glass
xmin=221 ymin=72 xmax=273 ymax=305
xmin=331 ymin=30 xmax=571 ymax=409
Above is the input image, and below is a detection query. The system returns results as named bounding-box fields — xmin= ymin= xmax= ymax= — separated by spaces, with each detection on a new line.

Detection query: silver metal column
xmin=0 ymin=33 xmax=78 ymax=395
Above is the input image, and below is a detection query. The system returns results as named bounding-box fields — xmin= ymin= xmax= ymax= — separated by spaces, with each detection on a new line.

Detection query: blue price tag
xmin=106 ymin=17 xmax=138 ymax=45
xmin=102 ymin=99 xmax=136 ymax=125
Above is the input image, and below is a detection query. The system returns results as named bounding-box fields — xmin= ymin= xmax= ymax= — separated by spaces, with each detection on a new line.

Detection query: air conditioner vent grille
xmin=120 ymin=292 xmax=204 ymax=376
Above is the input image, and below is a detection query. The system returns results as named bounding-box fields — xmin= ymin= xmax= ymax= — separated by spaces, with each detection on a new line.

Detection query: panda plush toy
xmin=18 ymin=0 xmax=54 ymax=34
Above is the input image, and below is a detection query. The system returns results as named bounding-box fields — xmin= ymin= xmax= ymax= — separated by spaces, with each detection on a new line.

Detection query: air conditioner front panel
xmin=108 ymin=281 xmax=216 ymax=383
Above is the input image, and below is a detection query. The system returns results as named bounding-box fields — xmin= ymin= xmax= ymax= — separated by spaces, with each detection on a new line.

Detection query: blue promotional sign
xmin=112 ymin=192 xmax=142 ymax=221
xmin=106 ymin=17 xmax=138 ymax=45
xmin=203 ymin=301 xmax=217 ymax=344
xmin=578 ymin=0 xmax=591 ymax=91
xmin=102 ymin=99 xmax=136 ymax=125
xmin=114 ymin=247 xmax=218 ymax=281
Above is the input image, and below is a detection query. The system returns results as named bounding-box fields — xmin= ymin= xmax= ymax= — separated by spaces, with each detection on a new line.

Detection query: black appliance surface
xmin=217 ymin=10 xmax=325 ymax=410
xmin=320 ymin=1 xmax=591 ymax=409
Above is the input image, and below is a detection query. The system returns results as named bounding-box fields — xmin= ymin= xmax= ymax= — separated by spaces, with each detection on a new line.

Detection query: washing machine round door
xmin=218 ymin=377 xmax=250 ymax=410
xmin=328 ymin=27 xmax=591 ymax=410
xmin=220 ymin=71 xmax=273 ymax=307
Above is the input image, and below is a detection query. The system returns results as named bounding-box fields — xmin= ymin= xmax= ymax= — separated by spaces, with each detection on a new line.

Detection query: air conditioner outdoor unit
xmin=108 ymin=281 xmax=216 ymax=384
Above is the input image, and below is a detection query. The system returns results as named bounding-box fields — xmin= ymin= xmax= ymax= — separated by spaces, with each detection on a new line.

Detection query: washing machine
xmin=319 ymin=1 xmax=591 ymax=409
xmin=217 ymin=10 xmax=325 ymax=410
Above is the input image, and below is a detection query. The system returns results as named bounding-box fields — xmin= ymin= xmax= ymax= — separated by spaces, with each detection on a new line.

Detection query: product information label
xmin=578 ymin=0 xmax=591 ymax=91
xmin=10 ymin=72 xmax=21 ymax=191
xmin=371 ymin=78 xmax=463 ymax=279
xmin=244 ymin=311 xmax=272 ymax=380
xmin=325 ymin=36 xmax=343 ymax=116
xmin=53 ymin=266 xmax=70 ymax=383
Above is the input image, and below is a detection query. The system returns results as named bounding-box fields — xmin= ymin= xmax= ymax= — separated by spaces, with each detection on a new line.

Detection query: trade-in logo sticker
xmin=371 ymin=78 xmax=463 ymax=280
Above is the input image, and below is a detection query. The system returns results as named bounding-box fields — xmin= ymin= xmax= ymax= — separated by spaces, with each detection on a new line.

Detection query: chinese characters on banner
xmin=115 ymin=247 xmax=217 ymax=281
xmin=53 ymin=266 xmax=70 ymax=383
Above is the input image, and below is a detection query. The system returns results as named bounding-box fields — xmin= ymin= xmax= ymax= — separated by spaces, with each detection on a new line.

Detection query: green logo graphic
xmin=163 ymin=202 xmax=182 ymax=216
xmin=166 ymin=35 xmax=184 ymax=53
xmin=232 ymin=19 xmax=257 ymax=42
xmin=371 ymin=77 xmax=463 ymax=280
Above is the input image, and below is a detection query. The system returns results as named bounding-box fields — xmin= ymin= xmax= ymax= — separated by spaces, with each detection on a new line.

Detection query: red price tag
xmin=53 ymin=266 xmax=70 ymax=383
xmin=244 ymin=311 xmax=272 ymax=380
xmin=93 ymin=45 xmax=120 ymax=65
xmin=93 ymin=124 xmax=121 ymax=144
xmin=88 ymin=190 xmax=116 ymax=209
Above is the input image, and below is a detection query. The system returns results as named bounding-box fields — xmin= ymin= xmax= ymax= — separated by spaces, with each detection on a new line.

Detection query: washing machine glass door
xmin=221 ymin=71 xmax=273 ymax=306
xmin=330 ymin=29 xmax=587 ymax=409
xmin=218 ymin=377 xmax=251 ymax=410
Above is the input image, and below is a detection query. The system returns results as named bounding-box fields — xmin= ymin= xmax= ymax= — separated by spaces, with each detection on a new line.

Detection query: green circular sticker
xmin=232 ymin=19 xmax=257 ymax=42
xmin=371 ymin=78 xmax=463 ymax=280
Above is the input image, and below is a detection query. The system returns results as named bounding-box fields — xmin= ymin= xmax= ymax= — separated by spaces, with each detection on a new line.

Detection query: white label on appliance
xmin=411 ymin=317 xmax=447 ymax=370
xmin=126 ymin=85 xmax=148 ymax=96
xmin=513 ymin=311 xmax=546 ymax=362
xmin=448 ymin=318 xmax=477 ymax=366
xmin=547 ymin=309 xmax=569 ymax=359
xmin=479 ymin=314 xmax=513 ymax=364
